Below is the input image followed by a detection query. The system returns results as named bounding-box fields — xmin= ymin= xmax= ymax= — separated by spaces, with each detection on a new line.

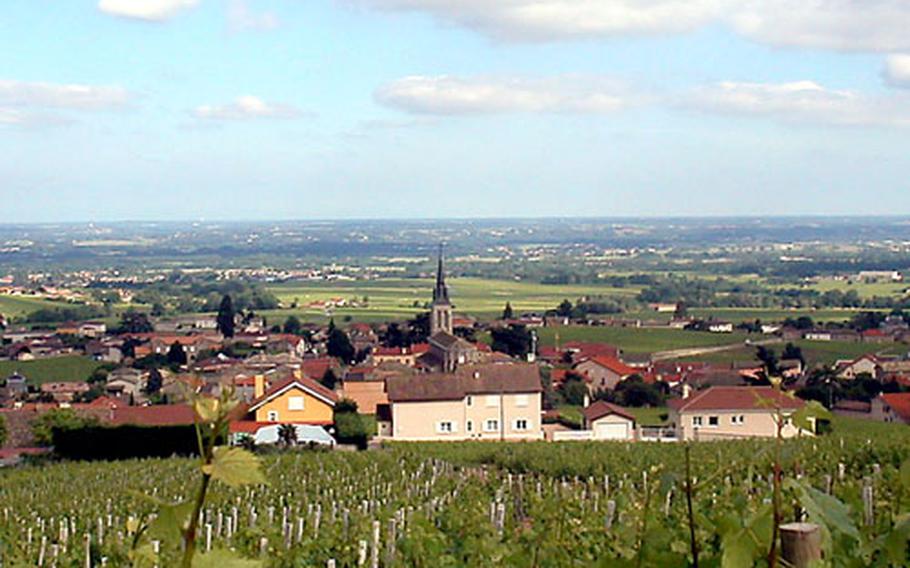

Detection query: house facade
xmin=386 ymin=364 xmax=542 ymax=441
xmin=581 ymin=401 xmax=636 ymax=440
xmin=669 ymin=386 xmax=809 ymax=441
xmin=243 ymin=373 xmax=337 ymax=425
xmin=574 ymin=356 xmax=638 ymax=391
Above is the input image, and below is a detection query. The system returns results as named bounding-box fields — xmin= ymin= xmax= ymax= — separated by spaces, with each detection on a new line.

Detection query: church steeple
xmin=433 ymin=243 xmax=449 ymax=305
xmin=430 ymin=243 xmax=453 ymax=335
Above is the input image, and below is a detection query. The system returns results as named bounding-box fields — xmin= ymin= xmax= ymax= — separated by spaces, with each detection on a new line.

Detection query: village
xmin=2 ymin=249 xmax=910 ymax=464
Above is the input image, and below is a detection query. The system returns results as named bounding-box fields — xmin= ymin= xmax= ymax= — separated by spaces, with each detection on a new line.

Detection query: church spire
xmin=433 ymin=243 xmax=449 ymax=304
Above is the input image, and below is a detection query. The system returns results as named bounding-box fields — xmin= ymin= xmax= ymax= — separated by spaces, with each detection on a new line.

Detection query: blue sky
xmin=2 ymin=0 xmax=910 ymax=222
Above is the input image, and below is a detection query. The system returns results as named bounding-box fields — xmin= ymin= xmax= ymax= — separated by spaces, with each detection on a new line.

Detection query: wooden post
xmin=780 ymin=523 xmax=822 ymax=568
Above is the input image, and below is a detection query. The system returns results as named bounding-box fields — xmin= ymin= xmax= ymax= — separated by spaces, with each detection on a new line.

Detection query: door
xmin=594 ymin=422 xmax=629 ymax=440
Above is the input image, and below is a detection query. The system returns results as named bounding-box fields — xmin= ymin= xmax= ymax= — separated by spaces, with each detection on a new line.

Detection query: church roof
xmin=428 ymin=331 xmax=469 ymax=349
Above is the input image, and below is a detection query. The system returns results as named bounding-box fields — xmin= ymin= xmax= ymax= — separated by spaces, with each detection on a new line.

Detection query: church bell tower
xmin=430 ymin=244 xmax=453 ymax=335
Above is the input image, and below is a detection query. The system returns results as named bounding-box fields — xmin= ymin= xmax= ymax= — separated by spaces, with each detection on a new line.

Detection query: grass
xmin=536 ymin=326 xmax=750 ymax=355
xmin=0 ymin=294 xmax=75 ymax=319
xmin=557 ymin=405 xmax=669 ymax=428
xmin=0 ymin=356 xmax=103 ymax=385
xmin=263 ymin=278 xmax=640 ymax=324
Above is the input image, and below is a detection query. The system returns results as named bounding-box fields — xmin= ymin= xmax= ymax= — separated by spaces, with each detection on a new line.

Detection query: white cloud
xmin=98 ymin=0 xmax=198 ymax=21
xmin=351 ymin=0 xmax=910 ymax=51
xmin=353 ymin=0 xmax=725 ymax=41
xmin=683 ymin=80 xmax=910 ymax=127
xmin=228 ymin=0 xmax=279 ymax=32
xmin=193 ymin=95 xmax=301 ymax=120
xmin=884 ymin=54 xmax=910 ymax=88
xmin=0 ymin=79 xmax=129 ymax=110
xmin=374 ymin=75 xmax=632 ymax=115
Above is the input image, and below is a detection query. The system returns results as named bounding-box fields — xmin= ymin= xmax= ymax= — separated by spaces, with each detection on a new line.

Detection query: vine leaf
xmin=205 ymin=446 xmax=266 ymax=487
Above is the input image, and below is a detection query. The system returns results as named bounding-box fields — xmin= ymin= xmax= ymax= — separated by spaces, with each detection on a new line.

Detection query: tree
xmin=556 ymin=299 xmax=573 ymax=317
xmin=335 ymin=398 xmax=358 ymax=414
xmin=145 ymin=367 xmax=163 ymax=395
xmin=781 ymin=343 xmax=805 ymax=365
xmin=115 ymin=310 xmax=153 ymax=334
xmin=30 ymin=408 xmax=99 ymax=446
xmin=167 ymin=342 xmax=188 ymax=367
xmin=383 ymin=322 xmax=408 ymax=348
xmin=216 ymin=295 xmax=235 ymax=338
xmin=614 ymin=376 xmax=664 ymax=407
xmin=283 ymin=315 xmax=303 ymax=336
xmin=0 ymin=414 xmax=7 ymax=447
xmin=278 ymin=423 xmax=298 ymax=447
xmin=561 ymin=374 xmax=588 ymax=406
xmin=756 ymin=346 xmax=779 ymax=376
xmin=326 ymin=327 xmax=355 ymax=363
xmin=490 ymin=325 xmax=532 ymax=359
xmin=321 ymin=369 xmax=338 ymax=390
xmin=502 ymin=302 xmax=514 ymax=320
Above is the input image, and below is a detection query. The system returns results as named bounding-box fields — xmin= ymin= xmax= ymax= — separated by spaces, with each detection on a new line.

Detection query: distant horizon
xmin=4 ymin=213 xmax=910 ymax=227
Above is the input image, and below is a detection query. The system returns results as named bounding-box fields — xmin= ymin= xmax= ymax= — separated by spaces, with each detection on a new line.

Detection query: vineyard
xmin=1 ymin=418 xmax=909 ymax=566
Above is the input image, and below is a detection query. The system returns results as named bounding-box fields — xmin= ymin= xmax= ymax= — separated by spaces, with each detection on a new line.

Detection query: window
xmin=466 ymin=420 xmax=473 ymax=432
xmin=288 ymin=396 xmax=304 ymax=411
xmin=692 ymin=416 xmax=703 ymax=427
xmin=515 ymin=394 xmax=529 ymax=407
xmin=437 ymin=421 xmax=455 ymax=433
xmin=465 ymin=396 xmax=473 ymax=407
xmin=484 ymin=419 xmax=499 ymax=432
xmin=485 ymin=395 xmax=499 ymax=407
xmin=267 ymin=411 xmax=278 ymax=422
xmin=731 ymin=415 xmax=745 ymax=425
xmin=708 ymin=416 xmax=719 ymax=427
xmin=514 ymin=419 xmax=529 ymax=431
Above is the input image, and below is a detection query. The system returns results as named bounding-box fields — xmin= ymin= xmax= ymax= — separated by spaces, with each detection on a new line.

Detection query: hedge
xmin=52 ymin=424 xmax=225 ymax=461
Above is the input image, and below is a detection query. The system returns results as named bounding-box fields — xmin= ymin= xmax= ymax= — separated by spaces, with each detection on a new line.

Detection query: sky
xmin=2 ymin=0 xmax=910 ymax=222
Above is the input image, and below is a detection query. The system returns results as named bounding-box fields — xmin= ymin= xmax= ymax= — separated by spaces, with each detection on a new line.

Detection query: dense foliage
xmin=2 ymin=418 xmax=910 ymax=566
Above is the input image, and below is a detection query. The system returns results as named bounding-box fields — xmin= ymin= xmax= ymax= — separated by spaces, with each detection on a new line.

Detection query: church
xmin=423 ymin=246 xmax=484 ymax=372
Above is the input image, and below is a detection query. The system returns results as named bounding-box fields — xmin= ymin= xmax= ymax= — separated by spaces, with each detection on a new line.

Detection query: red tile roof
xmin=229 ymin=419 xmax=333 ymax=433
xmin=108 ymin=404 xmax=197 ymax=426
xmin=584 ymin=356 xmax=638 ymax=377
xmin=672 ymin=386 xmax=805 ymax=413
xmin=581 ymin=400 xmax=635 ymax=422
xmin=881 ymin=393 xmax=910 ymax=422
xmin=300 ymin=357 xmax=336 ymax=381
xmin=248 ymin=376 xmax=338 ymax=411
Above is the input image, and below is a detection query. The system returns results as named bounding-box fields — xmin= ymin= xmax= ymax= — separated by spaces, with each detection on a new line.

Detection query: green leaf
xmin=130 ymin=543 xmax=158 ymax=568
xmin=194 ymin=398 xmax=221 ymax=423
xmin=148 ymin=499 xmax=195 ymax=542
xmin=722 ymin=529 xmax=754 ymax=568
xmin=900 ymin=459 xmax=910 ymax=490
xmin=208 ymin=446 xmax=267 ymax=487
xmin=787 ymin=479 xmax=859 ymax=541
xmin=193 ymin=549 xmax=263 ymax=568
xmin=791 ymin=400 xmax=830 ymax=433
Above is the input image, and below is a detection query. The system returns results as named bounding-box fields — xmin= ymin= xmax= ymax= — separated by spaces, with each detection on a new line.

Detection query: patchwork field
xmin=535 ymin=326 xmax=750 ymax=355
xmin=263 ymin=278 xmax=640 ymax=323
xmin=0 ymin=355 xmax=103 ymax=385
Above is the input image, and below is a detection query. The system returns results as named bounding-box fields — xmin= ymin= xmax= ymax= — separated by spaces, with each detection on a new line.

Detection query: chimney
xmin=682 ymin=383 xmax=692 ymax=399
xmin=583 ymin=393 xmax=590 ymax=408
xmin=254 ymin=374 xmax=266 ymax=398
xmin=473 ymin=371 xmax=480 ymax=379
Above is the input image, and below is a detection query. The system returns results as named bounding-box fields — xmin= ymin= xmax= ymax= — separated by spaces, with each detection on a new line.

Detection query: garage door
xmin=594 ymin=422 xmax=629 ymax=440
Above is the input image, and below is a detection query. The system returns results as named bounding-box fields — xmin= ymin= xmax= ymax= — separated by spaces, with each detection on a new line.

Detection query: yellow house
xmin=245 ymin=374 xmax=337 ymax=425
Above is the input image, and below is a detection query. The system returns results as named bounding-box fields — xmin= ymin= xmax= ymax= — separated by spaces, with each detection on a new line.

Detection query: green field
xmin=805 ymin=279 xmax=910 ymax=298
xmin=536 ymin=326 xmax=749 ymax=355
xmin=263 ymin=278 xmax=640 ymax=323
xmin=0 ymin=294 xmax=75 ymax=319
xmin=0 ymin=355 xmax=102 ymax=385
xmin=674 ymin=338 xmax=908 ymax=367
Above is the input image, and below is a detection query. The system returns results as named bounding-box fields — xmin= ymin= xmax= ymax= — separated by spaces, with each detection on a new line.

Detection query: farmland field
xmin=263 ymin=278 xmax=640 ymax=323
xmin=535 ymin=326 xmax=750 ymax=355
xmin=0 ymin=356 xmax=102 ymax=385
xmin=0 ymin=294 xmax=75 ymax=319
xmin=1 ymin=417 xmax=908 ymax=566
xmin=674 ymin=339 xmax=908 ymax=367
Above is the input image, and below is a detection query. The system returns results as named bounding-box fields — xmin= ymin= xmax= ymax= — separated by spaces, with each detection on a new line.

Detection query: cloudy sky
xmin=2 ymin=1 xmax=910 ymax=221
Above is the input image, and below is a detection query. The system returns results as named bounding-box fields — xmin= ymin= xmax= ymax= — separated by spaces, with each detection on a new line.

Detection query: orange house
xmin=243 ymin=373 xmax=337 ymax=425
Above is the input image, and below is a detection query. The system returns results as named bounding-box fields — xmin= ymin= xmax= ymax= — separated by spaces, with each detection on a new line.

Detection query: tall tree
xmin=502 ymin=302 xmax=514 ymax=320
xmin=167 ymin=342 xmax=188 ymax=367
xmin=326 ymin=327 xmax=355 ymax=363
xmin=216 ymin=295 xmax=235 ymax=338
xmin=283 ymin=315 xmax=302 ymax=335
